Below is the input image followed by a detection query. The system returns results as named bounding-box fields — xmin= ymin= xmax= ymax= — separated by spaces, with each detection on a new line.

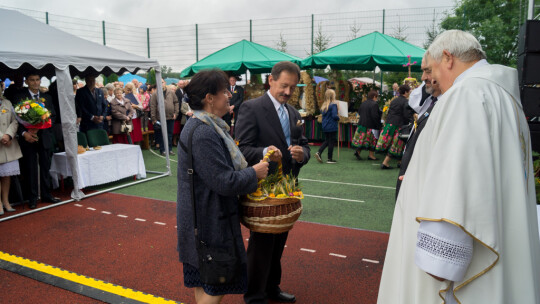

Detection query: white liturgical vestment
xmin=377 ymin=63 xmax=540 ymax=303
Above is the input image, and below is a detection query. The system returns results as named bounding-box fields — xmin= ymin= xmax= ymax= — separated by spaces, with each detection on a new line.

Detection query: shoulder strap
xmin=185 ymin=123 xmax=201 ymax=237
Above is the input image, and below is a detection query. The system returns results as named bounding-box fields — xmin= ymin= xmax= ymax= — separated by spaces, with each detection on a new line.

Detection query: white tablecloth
xmin=50 ymin=144 xmax=146 ymax=189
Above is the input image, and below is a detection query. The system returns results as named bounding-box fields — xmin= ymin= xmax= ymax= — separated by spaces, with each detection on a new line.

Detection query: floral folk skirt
xmin=183 ymin=263 xmax=247 ymax=296
xmin=352 ymin=125 xmax=378 ymax=151
xmin=375 ymin=124 xmax=405 ymax=158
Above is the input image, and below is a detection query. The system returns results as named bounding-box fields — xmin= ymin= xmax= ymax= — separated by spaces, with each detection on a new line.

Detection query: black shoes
xmin=381 ymin=164 xmax=392 ymax=170
xmin=29 ymin=200 xmax=37 ymax=209
xmin=269 ymin=291 xmax=296 ymax=303
xmin=354 ymin=151 xmax=362 ymax=160
xmin=41 ymin=196 xmax=61 ymax=204
xmin=326 ymin=159 xmax=337 ymax=164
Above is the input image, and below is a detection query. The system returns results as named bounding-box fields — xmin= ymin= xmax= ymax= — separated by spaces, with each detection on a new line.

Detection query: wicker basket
xmin=240 ymin=153 xmax=303 ymax=234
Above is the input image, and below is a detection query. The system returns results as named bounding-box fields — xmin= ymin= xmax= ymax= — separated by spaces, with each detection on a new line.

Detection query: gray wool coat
xmin=177 ymin=118 xmax=258 ymax=268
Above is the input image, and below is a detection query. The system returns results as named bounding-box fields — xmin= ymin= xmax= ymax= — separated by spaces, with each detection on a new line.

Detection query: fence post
xmin=382 ymin=9 xmax=385 ymax=34
xmin=196 ymin=24 xmax=199 ymax=62
xmin=311 ymin=14 xmax=314 ymax=55
xmin=102 ymin=20 xmax=106 ymax=46
xmin=46 ymin=12 xmax=49 ymax=25
xmin=250 ymin=19 xmax=252 ymax=42
xmin=147 ymin=28 xmax=150 ymax=58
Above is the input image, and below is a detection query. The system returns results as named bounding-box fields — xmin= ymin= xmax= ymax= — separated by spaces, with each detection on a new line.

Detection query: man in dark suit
xmin=223 ymin=75 xmax=244 ymax=130
xmin=15 ymin=73 xmax=60 ymax=209
xmin=236 ymin=61 xmax=310 ymax=304
xmin=395 ymin=56 xmax=441 ymax=198
xmin=76 ymin=75 xmax=107 ymax=134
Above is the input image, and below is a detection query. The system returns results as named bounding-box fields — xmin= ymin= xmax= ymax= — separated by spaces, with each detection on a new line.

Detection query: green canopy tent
xmin=301 ymin=31 xmax=425 ymax=72
xmin=180 ymin=39 xmax=303 ymax=77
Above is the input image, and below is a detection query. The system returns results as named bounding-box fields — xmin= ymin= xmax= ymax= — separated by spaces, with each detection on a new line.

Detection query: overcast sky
xmin=0 ymin=0 xmax=456 ymax=28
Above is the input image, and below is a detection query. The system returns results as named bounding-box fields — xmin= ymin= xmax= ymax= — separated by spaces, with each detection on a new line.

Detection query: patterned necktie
xmin=33 ymin=94 xmax=39 ymax=100
xmin=279 ymin=104 xmax=290 ymax=146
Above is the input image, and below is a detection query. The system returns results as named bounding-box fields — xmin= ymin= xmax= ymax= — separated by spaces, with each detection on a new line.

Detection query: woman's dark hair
xmin=398 ymin=84 xmax=411 ymax=95
xmin=184 ymin=69 xmax=228 ymax=110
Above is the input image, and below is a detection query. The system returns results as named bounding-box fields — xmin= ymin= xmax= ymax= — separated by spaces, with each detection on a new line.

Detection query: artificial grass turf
xmin=93 ymin=146 xmax=400 ymax=232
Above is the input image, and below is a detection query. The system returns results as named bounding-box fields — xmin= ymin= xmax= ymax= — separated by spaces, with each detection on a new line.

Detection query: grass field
xmin=90 ymin=145 xmax=402 ymax=233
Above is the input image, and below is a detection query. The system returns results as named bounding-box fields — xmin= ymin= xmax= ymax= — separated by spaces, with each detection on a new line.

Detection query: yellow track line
xmin=0 ymin=251 xmax=181 ymax=304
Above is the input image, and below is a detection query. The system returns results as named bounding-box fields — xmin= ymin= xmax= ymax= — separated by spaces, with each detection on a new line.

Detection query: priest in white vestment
xmin=377 ymin=30 xmax=540 ymax=304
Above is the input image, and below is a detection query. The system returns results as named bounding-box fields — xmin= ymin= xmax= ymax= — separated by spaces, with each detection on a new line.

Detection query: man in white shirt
xmin=378 ymin=30 xmax=540 ymax=304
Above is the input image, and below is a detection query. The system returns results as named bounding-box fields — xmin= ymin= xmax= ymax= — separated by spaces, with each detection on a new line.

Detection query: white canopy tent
xmin=0 ymin=8 xmax=171 ymax=200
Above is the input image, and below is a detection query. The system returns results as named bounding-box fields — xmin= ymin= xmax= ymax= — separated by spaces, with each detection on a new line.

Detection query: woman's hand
xmin=253 ymin=160 xmax=269 ymax=179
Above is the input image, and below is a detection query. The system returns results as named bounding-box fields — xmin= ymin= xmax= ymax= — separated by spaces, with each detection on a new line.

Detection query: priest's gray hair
xmin=426 ymin=30 xmax=486 ymax=63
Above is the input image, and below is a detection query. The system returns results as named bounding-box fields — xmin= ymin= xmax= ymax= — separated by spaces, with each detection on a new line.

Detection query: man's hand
xmin=106 ymin=115 xmax=112 ymax=121
xmin=186 ymin=111 xmax=193 ymax=117
xmin=288 ymin=145 xmax=304 ymax=162
xmin=173 ymin=114 xmax=177 ymax=120
xmin=23 ymin=131 xmax=38 ymax=143
xmin=92 ymin=116 xmax=103 ymax=123
xmin=267 ymin=146 xmax=282 ymax=162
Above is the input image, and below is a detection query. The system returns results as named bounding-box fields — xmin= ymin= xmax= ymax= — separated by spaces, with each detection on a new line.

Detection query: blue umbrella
xmin=313 ymin=76 xmax=328 ymax=84
xmin=164 ymin=78 xmax=180 ymax=85
xmin=118 ymin=73 xmax=147 ymax=84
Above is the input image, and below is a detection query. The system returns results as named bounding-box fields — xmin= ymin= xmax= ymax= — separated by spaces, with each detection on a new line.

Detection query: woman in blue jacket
xmin=315 ymin=89 xmax=340 ymax=164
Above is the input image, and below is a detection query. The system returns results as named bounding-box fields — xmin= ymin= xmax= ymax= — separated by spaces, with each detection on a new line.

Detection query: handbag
xmin=183 ymin=123 xmax=240 ymax=285
xmin=398 ymin=122 xmax=413 ymax=140
xmin=121 ymin=121 xmax=133 ymax=133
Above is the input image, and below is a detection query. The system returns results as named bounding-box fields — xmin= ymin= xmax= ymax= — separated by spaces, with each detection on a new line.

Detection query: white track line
xmin=74 ymin=204 xmax=83 ymax=207
xmin=135 ymin=218 xmax=146 ymax=222
xmin=303 ymin=194 xmax=365 ymax=203
xmin=117 ymin=214 xmax=128 ymax=218
xmin=300 ymin=248 xmax=316 ymax=253
xmin=154 ymin=222 xmax=166 ymax=225
xmin=101 ymin=211 xmax=112 ymax=215
xmin=86 ymin=207 xmax=96 ymax=211
xmin=362 ymin=258 xmax=379 ymax=264
xmin=299 ymin=178 xmax=395 ymax=190
xmin=329 ymin=253 xmax=347 ymax=258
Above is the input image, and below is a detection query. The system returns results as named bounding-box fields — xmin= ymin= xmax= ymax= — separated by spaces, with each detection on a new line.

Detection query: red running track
xmin=0 ymin=193 xmax=388 ymax=304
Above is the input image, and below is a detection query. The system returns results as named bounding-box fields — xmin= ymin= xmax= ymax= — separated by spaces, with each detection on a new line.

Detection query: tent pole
xmin=155 ymin=70 xmax=171 ymax=176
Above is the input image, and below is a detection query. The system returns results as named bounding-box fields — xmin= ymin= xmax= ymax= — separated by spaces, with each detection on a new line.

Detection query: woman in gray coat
xmin=177 ymin=70 xmax=269 ymax=304
xmin=110 ymin=87 xmax=135 ymax=144
xmin=0 ymin=95 xmax=22 ymax=214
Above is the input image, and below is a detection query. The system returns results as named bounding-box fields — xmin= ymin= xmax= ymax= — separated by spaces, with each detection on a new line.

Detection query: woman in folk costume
xmin=352 ymin=89 xmax=382 ymax=161
xmin=375 ymin=84 xmax=414 ymax=169
xmin=314 ymin=89 xmax=340 ymax=164
xmin=0 ymin=93 xmax=22 ymax=215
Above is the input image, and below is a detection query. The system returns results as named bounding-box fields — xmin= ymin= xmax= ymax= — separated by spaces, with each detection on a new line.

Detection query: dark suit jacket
xmin=235 ymin=93 xmax=310 ymax=177
xmin=229 ymin=85 xmax=244 ymax=116
xmin=15 ymin=90 xmax=56 ymax=150
xmin=358 ymin=99 xmax=382 ymax=130
xmin=396 ymin=96 xmax=437 ymax=198
xmin=76 ymin=85 xmax=107 ymax=130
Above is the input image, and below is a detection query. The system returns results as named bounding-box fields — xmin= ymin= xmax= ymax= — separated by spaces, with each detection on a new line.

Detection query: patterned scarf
xmin=193 ymin=110 xmax=247 ymax=171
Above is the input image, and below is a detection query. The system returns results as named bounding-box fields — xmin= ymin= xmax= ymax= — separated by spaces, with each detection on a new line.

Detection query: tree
xmin=312 ymin=22 xmax=332 ymax=54
xmin=424 ymin=9 xmax=441 ymax=49
xmin=391 ymin=18 xmax=408 ymax=42
xmin=160 ymin=65 xmax=172 ymax=75
xmin=349 ymin=21 xmax=361 ymax=40
xmin=439 ymin=0 xmax=528 ymax=67
xmin=275 ymin=32 xmax=287 ymax=53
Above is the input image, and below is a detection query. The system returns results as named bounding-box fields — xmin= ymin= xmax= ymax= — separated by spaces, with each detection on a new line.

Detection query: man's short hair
xmin=270 ymin=61 xmax=301 ymax=81
xmin=427 ymin=30 xmax=486 ymax=63
xmin=398 ymin=84 xmax=411 ymax=95
xmin=367 ymin=90 xmax=378 ymax=100
xmin=105 ymin=83 xmax=115 ymax=91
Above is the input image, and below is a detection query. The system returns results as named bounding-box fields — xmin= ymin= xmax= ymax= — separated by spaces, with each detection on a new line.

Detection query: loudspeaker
xmin=518 ymin=53 xmax=540 ymax=85
xmin=521 ymin=86 xmax=540 ymax=117
xmin=518 ymin=20 xmax=540 ymax=55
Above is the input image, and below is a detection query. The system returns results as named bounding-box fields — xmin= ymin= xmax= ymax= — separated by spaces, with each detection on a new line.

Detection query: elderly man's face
xmin=85 ymin=76 xmax=96 ymax=89
xmin=392 ymin=83 xmax=399 ymax=91
xmin=229 ymin=76 xmax=237 ymax=87
xmin=421 ymin=58 xmax=433 ymax=94
xmin=269 ymin=71 xmax=298 ymax=104
xmin=428 ymin=53 xmax=454 ymax=94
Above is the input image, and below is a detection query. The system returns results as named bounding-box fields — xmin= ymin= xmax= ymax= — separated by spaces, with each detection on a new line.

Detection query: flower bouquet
xmin=13 ymin=98 xmax=52 ymax=130
xmin=240 ymin=150 xmax=303 ymax=234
